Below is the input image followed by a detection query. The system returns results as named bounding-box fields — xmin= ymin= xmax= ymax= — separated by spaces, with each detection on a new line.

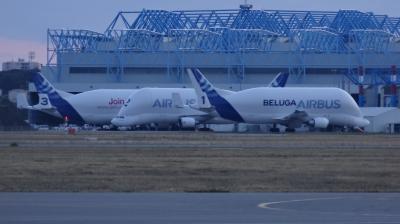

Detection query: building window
xmin=69 ymin=67 xmax=107 ymax=74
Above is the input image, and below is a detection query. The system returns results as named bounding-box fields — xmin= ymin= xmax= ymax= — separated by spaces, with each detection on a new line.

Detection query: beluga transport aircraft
xmin=187 ymin=68 xmax=370 ymax=132
xmin=111 ymin=72 xmax=289 ymax=129
xmin=17 ymin=72 xmax=136 ymax=125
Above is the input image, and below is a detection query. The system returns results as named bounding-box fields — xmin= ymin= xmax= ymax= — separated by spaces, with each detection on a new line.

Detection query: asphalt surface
xmin=1 ymin=193 xmax=399 ymax=224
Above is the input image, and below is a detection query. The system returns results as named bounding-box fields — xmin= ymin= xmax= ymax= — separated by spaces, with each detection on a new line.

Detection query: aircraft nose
xmin=357 ymin=118 xmax=370 ymax=127
xmin=362 ymin=118 xmax=370 ymax=127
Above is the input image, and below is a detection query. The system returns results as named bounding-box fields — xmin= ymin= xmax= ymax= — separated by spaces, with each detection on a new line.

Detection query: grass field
xmin=0 ymin=131 xmax=399 ymax=192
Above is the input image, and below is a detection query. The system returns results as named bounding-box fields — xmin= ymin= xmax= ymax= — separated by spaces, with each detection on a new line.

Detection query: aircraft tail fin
xmin=187 ymin=68 xmax=244 ymax=122
xmin=29 ymin=72 xmax=60 ymax=110
xmin=268 ymin=72 xmax=289 ymax=87
xmin=187 ymin=68 xmax=213 ymax=109
xmin=35 ymin=93 xmax=54 ymax=110
xmin=30 ymin=72 xmax=85 ymax=124
xmin=31 ymin=72 xmax=72 ymax=97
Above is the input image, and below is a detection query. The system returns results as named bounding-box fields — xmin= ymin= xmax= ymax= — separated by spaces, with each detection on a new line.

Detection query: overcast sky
xmin=1 ymin=0 xmax=399 ymax=65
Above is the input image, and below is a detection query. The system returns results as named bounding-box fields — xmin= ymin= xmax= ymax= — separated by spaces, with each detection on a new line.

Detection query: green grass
xmin=0 ymin=131 xmax=399 ymax=192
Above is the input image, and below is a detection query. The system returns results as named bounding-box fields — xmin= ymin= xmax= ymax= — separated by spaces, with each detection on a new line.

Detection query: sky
xmin=0 ymin=0 xmax=399 ymax=65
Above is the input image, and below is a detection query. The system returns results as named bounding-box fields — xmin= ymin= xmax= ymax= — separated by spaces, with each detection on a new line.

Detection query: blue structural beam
xmin=230 ymin=10 xmax=289 ymax=36
xmin=223 ymin=29 xmax=278 ymax=51
xmin=300 ymin=12 xmax=318 ymax=29
xmin=169 ymin=29 xmax=221 ymax=51
xmin=175 ymin=10 xmax=238 ymax=29
xmin=377 ymin=16 xmax=400 ymax=37
xmin=130 ymin=10 xmax=187 ymax=34
xmin=47 ymin=29 xmax=110 ymax=65
xmin=349 ymin=29 xmax=392 ymax=52
xmin=106 ymin=12 xmax=132 ymax=31
xmin=330 ymin=10 xmax=379 ymax=34
xmin=107 ymin=29 xmax=163 ymax=51
xmin=292 ymin=29 xmax=346 ymax=53
xmin=48 ymin=29 xmax=109 ymax=52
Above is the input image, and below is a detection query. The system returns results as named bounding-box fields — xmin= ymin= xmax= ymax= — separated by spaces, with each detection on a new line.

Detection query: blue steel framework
xmin=47 ymin=9 xmax=400 ymax=90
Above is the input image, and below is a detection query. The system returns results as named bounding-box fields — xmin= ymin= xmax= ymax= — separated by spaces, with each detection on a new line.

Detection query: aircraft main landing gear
xmin=270 ymin=124 xmax=280 ymax=133
xmin=285 ymin=128 xmax=296 ymax=133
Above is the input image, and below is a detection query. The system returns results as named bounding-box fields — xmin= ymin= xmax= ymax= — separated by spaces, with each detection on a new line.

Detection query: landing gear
xmin=285 ymin=128 xmax=296 ymax=133
xmin=150 ymin=123 xmax=159 ymax=131
xmin=198 ymin=124 xmax=212 ymax=132
xmin=169 ymin=124 xmax=180 ymax=131
xmin=270 ymin=124 xmax=280 ymax=133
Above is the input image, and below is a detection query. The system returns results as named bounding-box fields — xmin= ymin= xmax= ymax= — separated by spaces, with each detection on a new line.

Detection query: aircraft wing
xmin=171 ymin=92 xmax=215 ymax=121
xmin=177 ymin=108 xmax=215 ymax=123
xmin=273 ymin=110 xmax=311 ymax=129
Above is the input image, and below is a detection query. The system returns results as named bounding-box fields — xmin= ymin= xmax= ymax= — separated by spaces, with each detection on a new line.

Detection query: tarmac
xmin=1 ymin=193 xmax=400 ymax=224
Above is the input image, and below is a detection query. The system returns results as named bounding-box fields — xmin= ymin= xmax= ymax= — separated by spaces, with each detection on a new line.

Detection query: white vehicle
xmin=111 ymin=72 xmax=289 ymax=128
xmin=188 ymin=68 xmax=370 ymax=132
xmin=17 ymin=72 xmax=136 ymax=125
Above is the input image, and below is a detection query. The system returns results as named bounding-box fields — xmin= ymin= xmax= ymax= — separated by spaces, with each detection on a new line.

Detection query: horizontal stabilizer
xmin=16 ymin=93 xmax=31 ymax=109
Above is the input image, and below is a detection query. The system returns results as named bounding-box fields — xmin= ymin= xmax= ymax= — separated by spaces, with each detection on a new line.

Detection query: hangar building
xmin=32 ymin=5 xmax=400 ymax=131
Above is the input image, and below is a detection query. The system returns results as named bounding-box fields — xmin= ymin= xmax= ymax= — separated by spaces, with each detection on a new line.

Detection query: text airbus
xmin=152 ymin=98 xmax=197 ymax=108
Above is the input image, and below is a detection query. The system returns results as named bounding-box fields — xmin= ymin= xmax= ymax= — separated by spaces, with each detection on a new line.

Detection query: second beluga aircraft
xmin=187 ymin=68 xmax=369 ymax=132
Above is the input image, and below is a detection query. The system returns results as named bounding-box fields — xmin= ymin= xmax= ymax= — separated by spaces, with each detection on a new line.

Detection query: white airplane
xmin=111 ymin=72 xmax=289 ymax=128
xmin=17 ymin=72 xmax=136 ymax=125
xmin=187 ymin=68 xmax=370 ymax=132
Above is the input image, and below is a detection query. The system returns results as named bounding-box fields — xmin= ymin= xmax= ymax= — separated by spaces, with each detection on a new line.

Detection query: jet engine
xmin=180 ymin=117 xmax=196 ymax=129
xmin=309 ymin=117 xmax=329 ymax=128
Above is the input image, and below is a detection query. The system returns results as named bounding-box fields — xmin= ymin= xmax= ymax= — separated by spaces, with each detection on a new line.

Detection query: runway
xmin=1 ymin=193 xmax=399 ymax=224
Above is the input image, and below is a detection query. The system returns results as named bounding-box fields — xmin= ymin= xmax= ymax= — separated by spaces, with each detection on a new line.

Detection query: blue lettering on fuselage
xmin=263 ymin=99 xmax=296 ymax=107
xmin=297 ymin=99 xmax=341 ymax=109
xmin=263 ymin=99 xmax=341 ymax=109
xmin=152 ymin=99 xmax=172 ymax=108
xmin=152 ymin=98 xmax=196 ymax=108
